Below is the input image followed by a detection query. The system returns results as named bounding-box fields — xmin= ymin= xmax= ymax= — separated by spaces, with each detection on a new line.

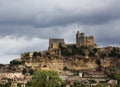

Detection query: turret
xmin=76 ymin=31 xmax=80 ymax=45
xmin=76 ymin=31 xmax=85 ymax=45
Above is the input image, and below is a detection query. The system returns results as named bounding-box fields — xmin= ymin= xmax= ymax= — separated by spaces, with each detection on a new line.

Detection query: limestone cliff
xmin=19 ymin=46 xmax=120 ymax=74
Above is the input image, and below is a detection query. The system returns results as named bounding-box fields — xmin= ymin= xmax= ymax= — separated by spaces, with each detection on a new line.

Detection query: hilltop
xmin=0 ymin=31 xmax=120 ymax=87
xmin=1 ymin=31 xmax=119 ymax=75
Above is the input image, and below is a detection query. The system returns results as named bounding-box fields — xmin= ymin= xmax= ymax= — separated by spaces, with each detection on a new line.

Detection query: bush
xmin=108 ymin=49 xmax=120 ymax=58
xmin=60 ymin=45 xmax=85 ymax=56
xmin=96 ymin=59 xmax=101 ymax=65
xmin=10 ymin=60 xmax=22 ymax=66
xmin=111 ymin=73 xmax=120 ymax=81
xmin=26 ymin=71 xmax=61 ymax=87
xmin=33 ymin=51 xmax=41 ymax=57
xmin=22 ymin=68 xmax=27 ymax=75
xmin=29 ymin=69 xmax=34 ymax=75
xmin=93 ymin=48 xmax=98 ymax=53
xmin=24 ymin=52 xmax=30 ymax=57
xmin=89 ymin=51 xmax=95 ymax=57
xmin=63 ymin=66 xmax=69 ymax=71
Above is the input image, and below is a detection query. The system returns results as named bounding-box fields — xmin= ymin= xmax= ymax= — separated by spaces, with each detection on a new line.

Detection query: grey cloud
xmin=0 ymin=0 xmax=120 ymax=64
xmin=0 ymin=0 xmax=120 ymax=27
xmin=0 ymin=36 xmax=48 ymax=64
xmin=0 ymin=22 xmax=120 ymax=64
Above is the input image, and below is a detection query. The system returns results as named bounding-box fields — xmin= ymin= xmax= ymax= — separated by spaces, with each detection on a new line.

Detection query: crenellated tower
xmin=48 ymin=31 xmax=97 ymax=50
xmin=76 ymin=31 xmax=96 ymax=47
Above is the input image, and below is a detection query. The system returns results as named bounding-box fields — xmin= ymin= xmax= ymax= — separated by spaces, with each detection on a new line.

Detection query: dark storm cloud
xmin=0 ymin=0 xmax=120 ymax=63
xmin=0 ymin=0 xmax=120 ymax=27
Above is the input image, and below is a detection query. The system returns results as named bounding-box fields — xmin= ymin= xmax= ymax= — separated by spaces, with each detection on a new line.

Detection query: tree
xmin=96 ymin=59 xmax=102 ymax=72
xmin=63 ymin=66 xmax=69 ymax=71
xmin=93 ymin=48 xmax=98 ymax=53
xmin=26 ymin=71 xmax=61 ymax=87
xmin=33 ymin=52 xmax=41 ymax=56
xmin=111 ymin=73 xmax=120 ymax=85
xmin=0 ymin=82 xmax=11 ymax=87
xmin=96 ymin=59 xmax=101 ymax=65
xmin=0 ymin=64 xmax=4 ymax=66
xmin=28 ymin=69 xmax=34 ymax=75
xmin=89 ymin=51 xmax=95 ymax=57
xmin=22 ymin=68 xmax=27 ymax=75
xmin=10 ymin=59 xmax=22 ymax=66
xmin=24 ymin=52 xmax=30 ymax=57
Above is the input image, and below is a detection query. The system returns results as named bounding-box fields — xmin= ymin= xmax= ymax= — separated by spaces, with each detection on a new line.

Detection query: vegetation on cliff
xmin=26 ymin=71 xmax=61 ymax=87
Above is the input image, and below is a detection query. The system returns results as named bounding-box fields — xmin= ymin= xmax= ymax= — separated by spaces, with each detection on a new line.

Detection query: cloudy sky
xmin=0 ymin=0 xmax=120 ymax=64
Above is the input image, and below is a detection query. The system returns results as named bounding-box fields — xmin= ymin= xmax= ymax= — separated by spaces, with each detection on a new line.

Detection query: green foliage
xmin=33 ymin=51 xmax=41 ymax=57
xmin=111 ymin=73 xmax=120 ymax=81
xmin=10 ymin=60 xmax=22 ymax=66
xmin=28 ymin=69 xmax=34 ymax=75
xmin=108 ymin=49 xmax=120 ymax=58
xmin=63 ymin=66 xmax=69 ymax=71
xmin=0 ymin=64 xmax=4 ymax=66
xmin=22 ymin=68 xmax=34 ymax=75
xmin=0 ymin=82 xmax=11 ymax=87
xmin=93 ymin=48 xmax=98 ymax=53
xmin=99 ymin=53 xmax=107 ymax=58
xmin=96 ymin=59 xmax=101 ymax=65
xmin=22 ymin=68 xmax=27 ymax=75
xmin=95 ymin=59 xmax=102 ymax=72
xmin=60 ymin=45 xmax=85 ymax=56
xmin=89 ymin=51 xmax=95 ymax=57
xmin=88 ymin=48 xmax=97 ymax=57
xmin=89 ymin=80 xmax=97 ymax=83
xmin=17 ymin=83 xmax=22 ymax=87
xmin=26 ymin=71 xmax=61 ymax=87
xmin=24 ymin=52 xmax=30 ymax=57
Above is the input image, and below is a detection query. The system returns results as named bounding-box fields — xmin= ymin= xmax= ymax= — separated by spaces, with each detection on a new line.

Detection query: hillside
xmin=5 ymin=46 xmax=119 ymax=76
xmin=0 ymin=31 xmax=120 ymax=87
xmin=1 ymin=31 xmax=120 ymax=75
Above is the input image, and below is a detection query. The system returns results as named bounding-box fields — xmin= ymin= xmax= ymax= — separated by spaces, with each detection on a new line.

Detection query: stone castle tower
xmin=49 ymin=31 xmax=97 ymax=50
xmin=49 ymin=38 xmax=65 ymax=50
xmin=76 ymin=31 xmax=96 ymax=47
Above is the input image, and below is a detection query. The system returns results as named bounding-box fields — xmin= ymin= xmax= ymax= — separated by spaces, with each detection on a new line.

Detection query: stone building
xmin=48 ymin=31 xmax=97 ymax=50
xmin=49 ymin=38 xmax=65 ymax=50
xmin=76 ymin=31 xmax=96 ymax=47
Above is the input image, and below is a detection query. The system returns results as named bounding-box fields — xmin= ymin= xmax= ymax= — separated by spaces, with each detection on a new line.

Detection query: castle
xmin=76 ymin=31 xmax=96 ymax=47
xmin=49 ymin=31 xmax=97 ymax=50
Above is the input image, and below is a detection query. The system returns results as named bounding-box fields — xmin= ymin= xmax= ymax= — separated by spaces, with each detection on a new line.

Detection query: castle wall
xmin=76 ymin=31 xmax=96 ymax=47
xmin=86 ymin=36 xmax=95 ymax=47
xmin=49 ymin=31 xmax=96 ymax=50
xmin=49 ymin=38 xmax=65 ymax=49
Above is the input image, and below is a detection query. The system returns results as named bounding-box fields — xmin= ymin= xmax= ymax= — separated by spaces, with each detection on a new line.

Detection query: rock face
xmin=23 ymin=55 xmax=98 ymax=72
xmin=8 ymin=31 xmax=120 ymax=74
xmin=20 ymin=46 xmax=120 ymax=74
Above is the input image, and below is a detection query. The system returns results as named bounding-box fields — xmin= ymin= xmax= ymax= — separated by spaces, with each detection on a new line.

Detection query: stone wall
xmin=49 ymin=38 xmax=65 ymax=50
xmin=76 ymin=31 xmax=96 ymax=47
xmin=49 ymin=31 xmax=97 ymax=50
